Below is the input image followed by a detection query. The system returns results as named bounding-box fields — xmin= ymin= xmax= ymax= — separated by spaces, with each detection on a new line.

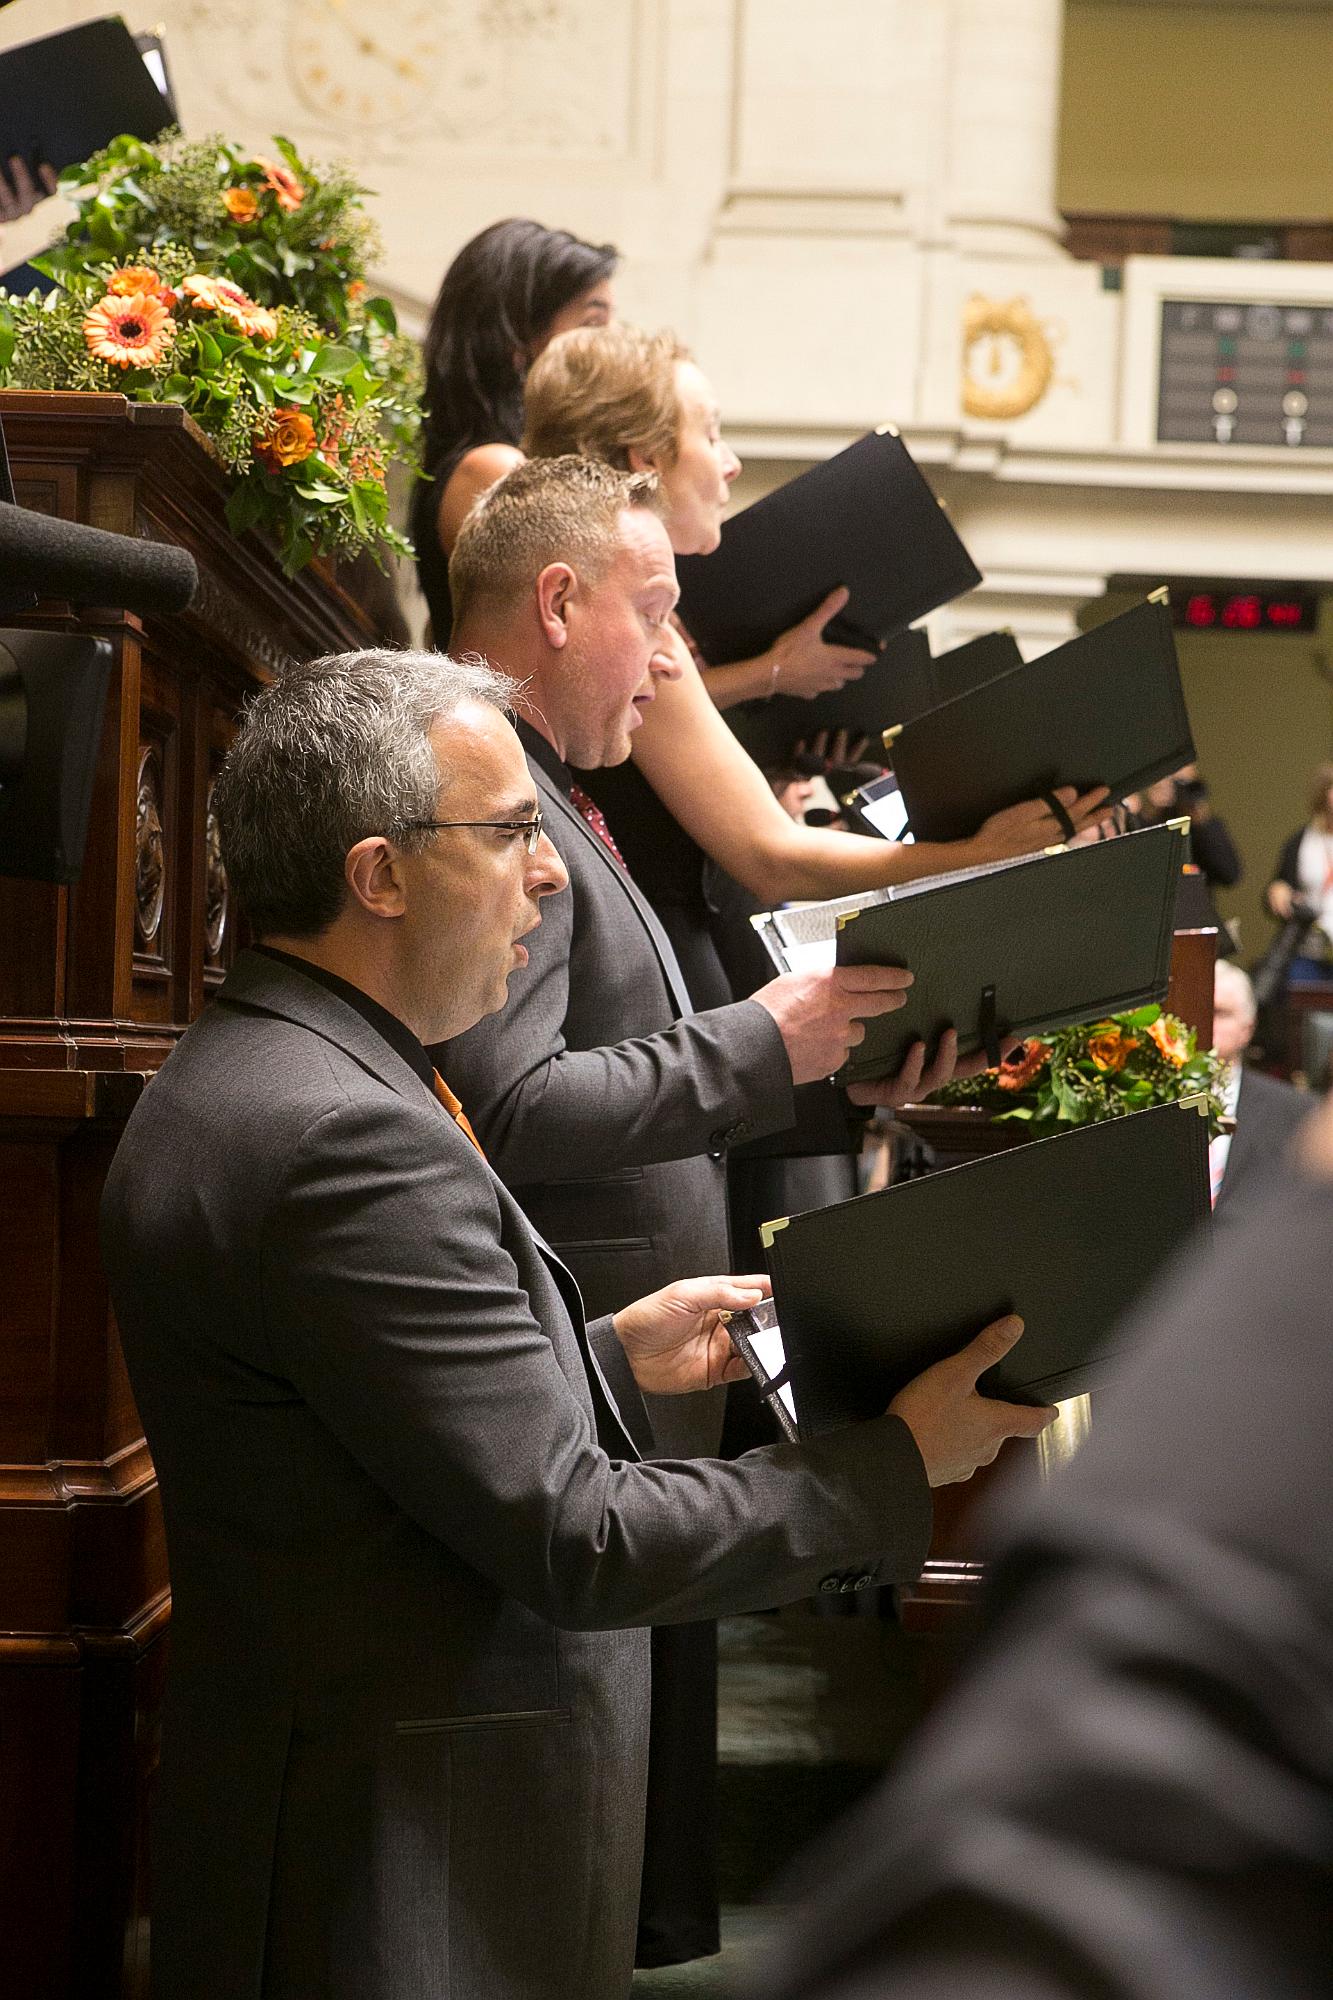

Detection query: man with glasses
xmin=100 ymin=644 xmax=1049 ymax=2000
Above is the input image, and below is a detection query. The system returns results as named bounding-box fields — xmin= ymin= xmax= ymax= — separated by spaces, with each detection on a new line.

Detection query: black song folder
xmin=749 ymin=1101 xmax=1211 ymax=1439
xmin=0 ymin=19 xmax=174 ymax=179
xmin=675 ymin=427 xmax=982 ymax=668
xmin=752 ymin=821 xmax=1187 ymax=1083
xmin=888 ymin=595 xmax=1195 ymax=844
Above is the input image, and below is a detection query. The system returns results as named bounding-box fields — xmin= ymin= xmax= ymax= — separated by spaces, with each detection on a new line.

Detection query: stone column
xmin=941 ymin=0 xmax=1066 ymax=258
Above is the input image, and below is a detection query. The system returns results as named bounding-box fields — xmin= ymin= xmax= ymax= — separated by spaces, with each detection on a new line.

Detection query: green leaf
xmin=364 ymin=296 xmax=398 ymax=335
xmin=307 ymin=344 xmax=359 ymax=379
xmin=1118 ymin=1004 xmax=1162 ymax=1029
xmin=197 ymin=328 xmax=222 ymax=369
xmin=294 ymin=482 xmax=347 ymax=504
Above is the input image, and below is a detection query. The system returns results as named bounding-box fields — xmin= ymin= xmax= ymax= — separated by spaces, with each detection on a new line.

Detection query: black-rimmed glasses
xmin=401 ymin=806 xmax=545 ymax=854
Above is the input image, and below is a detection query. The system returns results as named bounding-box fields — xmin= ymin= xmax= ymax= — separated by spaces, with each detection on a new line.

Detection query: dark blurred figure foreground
xmin=746 ymin=1094 xmax=1333 ymax=2000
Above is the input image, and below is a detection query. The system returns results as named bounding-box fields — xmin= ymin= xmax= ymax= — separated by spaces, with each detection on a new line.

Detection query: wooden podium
xmin=0 ymin=392 xmax=383 ymax=2000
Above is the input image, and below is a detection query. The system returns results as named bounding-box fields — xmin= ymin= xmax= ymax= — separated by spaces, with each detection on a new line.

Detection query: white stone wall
xmin=7 ymin=0 xmax=1333 ymax=655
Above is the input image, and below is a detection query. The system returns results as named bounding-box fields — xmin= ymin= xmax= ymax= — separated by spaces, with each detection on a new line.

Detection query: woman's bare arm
xmin=632 ymin=640 xmax=1109 ymax=904
xmin=436 ymin=443 xmax=526 ymax=555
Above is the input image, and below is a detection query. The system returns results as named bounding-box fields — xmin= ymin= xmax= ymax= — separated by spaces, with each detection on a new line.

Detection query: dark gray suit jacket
xmin=439 ymin=728 xmax=796 ymax=1456
xmin=101 ymin=952 xmax=930 ymax=2000
xmin=1215 ymin=1065 xmax=1313 ymax=1219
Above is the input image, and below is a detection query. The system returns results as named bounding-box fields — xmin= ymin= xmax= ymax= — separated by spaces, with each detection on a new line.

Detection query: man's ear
xmin=626 ymin=442 xmax=659 ymax=475
xmin=345 ymin=836 xmax=408 ymax=920
xmin=535 ymin=561 xmax=578 ymax=650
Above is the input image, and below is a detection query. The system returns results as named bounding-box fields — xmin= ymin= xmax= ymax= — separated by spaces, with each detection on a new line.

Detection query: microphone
xmin=0 ymin=500 xmax=198 ymax=617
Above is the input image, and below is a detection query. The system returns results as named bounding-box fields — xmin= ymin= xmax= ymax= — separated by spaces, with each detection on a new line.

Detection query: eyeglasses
xmin=401 ymin=806 xmax=546 ymax=854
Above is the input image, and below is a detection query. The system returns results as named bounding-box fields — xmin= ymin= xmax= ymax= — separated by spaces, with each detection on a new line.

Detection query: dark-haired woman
xmin=409 ymin=217 xmax=617 ymax=643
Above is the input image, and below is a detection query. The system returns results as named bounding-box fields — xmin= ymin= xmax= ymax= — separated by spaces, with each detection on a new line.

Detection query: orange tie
xmin=432 ymin=1071 xmax=487 ymax=1160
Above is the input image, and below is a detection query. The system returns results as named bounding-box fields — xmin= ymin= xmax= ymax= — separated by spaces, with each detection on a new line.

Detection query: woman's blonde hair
xmin=523 ymin=324 xmax=690 ymax=470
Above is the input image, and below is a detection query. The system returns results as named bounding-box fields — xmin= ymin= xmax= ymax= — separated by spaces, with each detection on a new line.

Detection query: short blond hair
xmin=522 ymin=324 xmax=689 ymax=470
xmin=448 ymin=453 xmax=664 ymax=629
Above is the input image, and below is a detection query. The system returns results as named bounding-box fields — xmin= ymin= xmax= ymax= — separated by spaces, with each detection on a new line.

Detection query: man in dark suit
xmin=100 ymin=647 xmax=1053 ymax=2000
xmin=441 ymin=454 xmax=971 ymax=1966
xmin=744 ymin=1099 xmax=1333 ymax=2000
xmin=1210 ymin=957 xmax=1313 ymax=1217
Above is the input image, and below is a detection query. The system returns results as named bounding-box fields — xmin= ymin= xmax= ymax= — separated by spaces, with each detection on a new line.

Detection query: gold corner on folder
xmin=1177 ymin=1092 xmax=1211 ymax=1117
xmin=759 ymin=1216 xmax=791 ymax=1249
xmin=836 ymin=909 xmax=862 ymax=930
xmin=875 ymin=421 xmax=899 ymax=438
xmin=882 ymin=724 xmax=903 ymax=751
xmin=1166 ymin=814 xmax=1191 ymax=838
xmin=1148 ymin=585 xmax=1170 ymax=605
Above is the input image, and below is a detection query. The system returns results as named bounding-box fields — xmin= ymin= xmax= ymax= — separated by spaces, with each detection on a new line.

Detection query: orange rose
xmin=254 ymin=408 xmax=318 ymax=472
xmin=222 ymin=186 xmax=260 ymax=224
xmin=83 ymin=291 xmax=175 ymax=369
xmin=346 ymin=280 xmax=367 ymax=302
xmin=181 ymin=273 xmax=278 ymax=341
xmin=1148 ymin=1016 xmax=1189 ymax=1068
xmin=1087 ymin=1027 xmax=1138 ymax=1073
xmin=255 ymin=156 xmax=305 ymax=212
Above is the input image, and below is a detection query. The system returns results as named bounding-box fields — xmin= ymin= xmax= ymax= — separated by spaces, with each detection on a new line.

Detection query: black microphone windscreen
xmin=0 ymin=502 xmax=198 ymax=616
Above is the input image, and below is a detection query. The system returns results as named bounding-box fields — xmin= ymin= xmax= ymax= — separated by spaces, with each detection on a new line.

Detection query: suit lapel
xmin=535 ymin=766 xmax=697 ymax=1020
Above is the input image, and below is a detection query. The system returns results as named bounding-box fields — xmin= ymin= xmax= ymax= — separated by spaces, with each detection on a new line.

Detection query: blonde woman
xmin=520 ymin=324 xmax=1109 ymax=1001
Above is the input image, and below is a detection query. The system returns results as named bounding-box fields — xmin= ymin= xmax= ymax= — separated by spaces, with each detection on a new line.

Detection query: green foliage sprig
xmin=932 ymin=1005 xmax=1228 ymax=1137
xmin=0 ymin=132 xmax=421 ymax=574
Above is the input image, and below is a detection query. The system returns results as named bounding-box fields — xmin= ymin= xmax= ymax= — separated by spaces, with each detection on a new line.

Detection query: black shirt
xmin=254 ymin=946 xmax=437 ymax=1097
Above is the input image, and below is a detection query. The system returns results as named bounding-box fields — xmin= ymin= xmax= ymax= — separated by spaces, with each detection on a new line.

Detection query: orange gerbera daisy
xmin=181 ymin=273 xmax=278 ymax=341
xmin=254 ymin=408 xmax=318 ymax=472
xmin=996 ymin=1039 xmax=1050 ymax=1091
xmin=255 ymin=156 xmax=305 ymax=212
xmin=83 ymin=291 xmax=175 ymax=369
xmin=222 ymin=186 xmax=260 ymax=224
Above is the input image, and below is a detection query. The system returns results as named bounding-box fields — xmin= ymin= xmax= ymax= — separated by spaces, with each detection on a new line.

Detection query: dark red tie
xmin=568 ymin=783 xmax=627 ymax=870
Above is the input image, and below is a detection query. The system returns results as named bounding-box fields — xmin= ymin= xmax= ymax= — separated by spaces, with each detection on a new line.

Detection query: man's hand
xmin=0 ymin=154 xmax=57 ymax=225
xmin=614 ymin=1275 xmax=771 ymax=1396
xmin=845 ymin=1029 xmax=1020 ymax=1110
xmin=762 ymin=586 xmax=878 ymax=699
xmin=753 ymin=963 xmax=914 ymax=1086
xmin=969 ymin=786 xmax=1114 ymax=865
xmin=888 ymin=1314 xmax=1055 ymax=1486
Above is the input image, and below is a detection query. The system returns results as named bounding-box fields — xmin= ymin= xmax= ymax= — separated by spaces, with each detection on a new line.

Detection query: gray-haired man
xmin=101 ymin=648 xmax=1050 ymax=2000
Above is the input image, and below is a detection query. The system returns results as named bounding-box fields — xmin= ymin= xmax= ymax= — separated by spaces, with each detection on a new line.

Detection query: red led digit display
xmin=1169 ymin=585 xmax=1317 ymax=633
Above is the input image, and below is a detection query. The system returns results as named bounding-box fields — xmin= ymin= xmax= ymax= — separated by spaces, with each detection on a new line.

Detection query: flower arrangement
xmin=932 ymin=1005 xmax=1227 ymax=1136
xmin=0 ymin=132 xmax=421 ymax=574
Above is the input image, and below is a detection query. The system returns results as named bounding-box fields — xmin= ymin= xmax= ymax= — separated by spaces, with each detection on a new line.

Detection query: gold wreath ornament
xmin=961 ymin=295 xmax=1056 ymax=421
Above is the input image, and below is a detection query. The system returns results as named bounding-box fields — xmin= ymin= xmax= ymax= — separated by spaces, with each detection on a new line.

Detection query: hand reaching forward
xmin=614 ymin=1275 xmax=772 ymax=1396
xmin=970 ymin=786 xmax=1114 ymax=864
xmin=763 ymin=586 xmax=878 ymax=698
xmin=888 ymin=1314 xmax=1055 ymax=1486
xmin=753 ymin=963 xmax=913 ymax=1086
xmin=845 ymin=1029 xmax=1020 ymax=1111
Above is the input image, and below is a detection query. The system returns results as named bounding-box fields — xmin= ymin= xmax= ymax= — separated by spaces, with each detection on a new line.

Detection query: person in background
xmin=1209 ymin=957 xmax=1312 ymax=1217
xmin=1125 ymin=764 xmax=1242 ymax=943
xmin=1265 ymin=760 xmax=1333 ymax=984
xmin=409 ymin=217 xmax=619 ymax=645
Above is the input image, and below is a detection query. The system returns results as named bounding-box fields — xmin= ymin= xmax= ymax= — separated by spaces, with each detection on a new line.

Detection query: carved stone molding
xmin=134 ymin=746 xmax=166 ymax=955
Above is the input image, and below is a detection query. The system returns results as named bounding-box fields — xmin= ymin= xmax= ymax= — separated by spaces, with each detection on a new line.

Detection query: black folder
xmin=727 ymin=628 xmax=930 ymax=770
xmin=0 ymin=19 xmax=174 ymax=179
xmin=829 ymin=821 xmax=1187 ymax=1082
xmin=675 ymin=427 xmax=982 ymax=668
xmin=754 ymin=1101 xmax=1211 ymax=1438
xmin=888 ymin=595 xmax=1195 ymax=845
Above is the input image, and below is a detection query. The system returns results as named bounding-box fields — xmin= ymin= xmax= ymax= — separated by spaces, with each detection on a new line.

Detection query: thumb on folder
xmin=888 ymin=1314 xmax=1056 ymax=1488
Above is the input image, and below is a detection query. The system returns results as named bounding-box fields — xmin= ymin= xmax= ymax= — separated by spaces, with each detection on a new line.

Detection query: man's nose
xmin=723 ymin=443 xmax=742 ymax=483
xmin=649 ymin=640 xmax=683 ymax=683
xmin=530 ymin=830 xmax=569 ymax=897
